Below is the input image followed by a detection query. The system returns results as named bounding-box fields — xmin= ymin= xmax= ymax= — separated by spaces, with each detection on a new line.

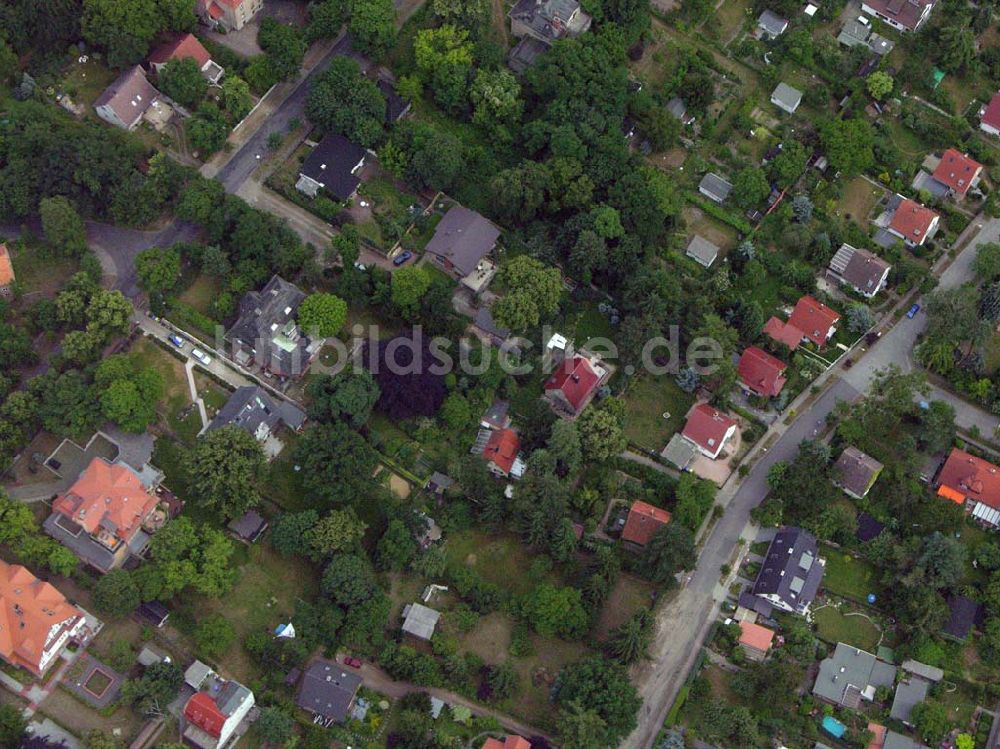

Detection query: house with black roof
xmin=296 ymin=658 xmax=362 ymax=726
xmin=425 ymin=206 xmax=501 ymax=283
xmin=207 ymin=386 xmax=306 ymax=443
xmin=749 ymin=527 xmax=825 ymax=615
xmin=295 ymin=134 xmax=367 ymax=202
xmin=376 ymin=79 xmax=411 ymax=124
xmin=225 ymin=276 xmax=322 ymax=379
xmin=942 ymin=594 xmax=984 ymax=641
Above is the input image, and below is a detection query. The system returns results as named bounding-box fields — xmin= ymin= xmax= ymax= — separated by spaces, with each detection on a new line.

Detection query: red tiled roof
xmin=867 ymin=722 xmax=887 ymax=749
xmin=149 ymin=33 xmax=212 ymax=68
xmin=932 ymin=149 xmax=982 ymax=195
xmin=738 ymin=621 xmax=775 ymax=652
xmin=763 ymin=316 xmax=802 ymax=350
xmin=787 ymin=296 xmax=840 ymax=347
xmin=544 ymin=356 xmax=600 ymax=413
xmin=483 ymin=428 xmax=520 ymax=475
xmin=862 ymin=0 xmax=935 ymax=30
xmin=682 ymin=403 xmax=736 ymax=455
xmin=889 ymin=199 xmax=939 ymax=245
xmin=185 ymin=692 xmax=226 ymax=738
xmin=215 ymin=0 xmax=245 ymax=8
xmin=622 ymin=500 xmax=671 ymax=547
xmin=936 ymin=448 xmax=1000 ymax=509
xmin=738 ymin=346 xmax=787 ymax=398
xmin=983 ymin=92 xmax=1000 ymax=131
xmin=482 ymin=738 xmax=530 ymax=749
xmin=0 ymin=561 xmax=83 ymax=676
xmin=52 ymin=458 xmax=158 ymax=545
xmin=208 ymin=2 xmax=224 ymax=18
xmin=0 ymin=243 xmax=14 ymax=286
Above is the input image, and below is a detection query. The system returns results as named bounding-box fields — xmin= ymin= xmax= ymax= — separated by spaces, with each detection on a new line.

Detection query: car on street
xmin=191 ymin=348 xmax=212 ymax=365
xmin=168 ymin=335 xmax=185 ymax=349
xmin=906 ymin=303 xmax=921 ymax=319
xmin=343 ymin=656 xmax=363 ymax=669
xmin=393 ymin=251 xmax=413 ymax=267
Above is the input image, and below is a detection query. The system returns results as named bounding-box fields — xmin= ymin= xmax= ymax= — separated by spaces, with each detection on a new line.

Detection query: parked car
xmin=191 ymin=348 xmax=212 ymax=365
xmin=858 ymin=14 xmax=871 ymax=26
xmin=343 ymin=656 xmax=363 ymax=669
xmin=906 ymin=303 xmax=921 ymax=319
xmin=168 ymin=335 xmax=185 ymax=349
xmin=865 ymin=331 xmax=881 ymax=346
xmin=843 ymin=358 xmax=854 ymax=369
xmin=393 ymin=251 xmax=413 ymax=267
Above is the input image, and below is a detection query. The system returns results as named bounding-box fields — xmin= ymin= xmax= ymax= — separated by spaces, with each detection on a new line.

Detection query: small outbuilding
xmin=227 ymin=509 xmax=269 ymax=544
xmin=685 ymin=235 xmax=721 ymax=268
xmin=401 ymin=603 xmax=440 ymax=641
xmin=771 ymin=82 xmax=803 ymax=114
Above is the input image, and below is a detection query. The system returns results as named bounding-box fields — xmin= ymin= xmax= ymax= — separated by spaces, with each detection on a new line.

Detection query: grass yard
xmin=682 ymin=203 xmax=738 ymax=257
xmin=820 ymin=548 xmax=880 ymax=601
xmin=190 ymin=544 xmax=319 ymax=682
xmin=557 ymin=301 xmax=617 ymax=347
xmin=443 ymin=530 xmax=560 ymax=596
xmin=593 ymin=574 xmax=657 ymax=640
xmin=7 ymin=241 xmax=79 ymax=299
xmin=837 ymin=177 xmax=886 ymax=223
xmin=813 ymin=604 xmax=882 ymax=652
xmin=59 ymin=57 xmax=117 ymax=110
xmin=622 ymin=374 xmax=696 ymax=451
xmin=508 ymin=635 xmax=597 ymax=730
xmin=714 ymin=0 xmax=752 ymax=45
xmin=178 ymin=274 xmax=223 ymax=317
xmin=265 ymin=435 xmax=310 ymax=512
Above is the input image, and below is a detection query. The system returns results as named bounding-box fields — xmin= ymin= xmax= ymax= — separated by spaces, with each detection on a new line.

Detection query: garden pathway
xmin=184 ymin=359 xmax=210 ymax=432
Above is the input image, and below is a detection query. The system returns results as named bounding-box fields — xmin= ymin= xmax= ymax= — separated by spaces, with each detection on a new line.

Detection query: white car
xmin=191 ymin=348 xmax=212 ymax=366
xmin=858 ymin=15 xmax=871 ymax=26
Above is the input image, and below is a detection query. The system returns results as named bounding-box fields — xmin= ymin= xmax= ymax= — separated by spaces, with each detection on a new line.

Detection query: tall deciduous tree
xmin=159 ymin=57 xmax=207 ymax=108
xmin=40 ymin=196 xmax=88 ymax=257
xmin=347 ymin=0 xmax=395 ymax=58
xmin=189 ymin=425 xmax=265 ymax=519
xmin=298 ymin=292 xmax=348 ymax=337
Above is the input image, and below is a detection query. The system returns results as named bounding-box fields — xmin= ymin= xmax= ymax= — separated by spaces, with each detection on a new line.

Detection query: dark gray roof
xmin=942 ymin=594 xmax=984 ymax=640
xmin=813 ymin=642 xmax=897 ymax=707
xmin=299 ymin=134 xmax=366 ymax=201
xmin=738 ymin=590 xmax=773 ymax=617
xmin=227 ymin=509 xmax=268 ymax=541
xmin=94 ymin=66 xmax=158 ymax=128
xmin=686 ymin=235 xmax=720 ymax=268
xmin=828 ymin=245 xmax=891 ymax=296
xmin=757 ymin=10 xmax=788 ymax=35
xmin=216 ymin=680 xmax=253 ymax=717
xmin=751 ymin=527 xmax=824 ymax=614
xmin=884 ymin=732 xmax=918 ymax=749
xmin=890 ymin=678 xmax=929 ymax=723
xmin=833 ymin=446 xmax=884 ymax=497
xmin=699 ymin=173 xmax=733 ymax=203
xmin=482 ymin=399 xmax=510 ymax=428
xmin=226 ymin=275 xmax=313 ymax=377
xmin=425 ymin=207 xmax=500 ymax=277
xmin=208 ymin=386 xmax=306 ymax=437
xmin=297 ymin=659 xmax=362 ymax=723
xmin=666 ymin=97 xmax=693 ymax=124
xmin=376 ymin=79 xmax=411 ymax=124
xmin=901 ymin=660 xmax=943 ymax=682
xmin=426 ymin=472 xmax=454 ymax=493
xmin=43 ymin=512 xmax=118 ymax=571
xmin=856 ymin=512 xmax=885 ymax=542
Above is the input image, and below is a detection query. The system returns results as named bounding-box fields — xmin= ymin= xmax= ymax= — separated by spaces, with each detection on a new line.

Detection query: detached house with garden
xmin=621 ymin=500 xmax=671 ymax=550
xmin=425 ymin=206 xmax=502 ymax=292
xmin=747 ymin=527 xmax=825 ymax=616
xmin=935 ymin=448 xmax=1000 ymax=527
xmin=878 ymin=195 xmax=940 ymax=249
xmin=148 ymin=33 xmax=223 ymax=85
xmin=182 ymin=660 xmax=255 ymax=749
xmin=764 ymin=295 xmax=841 ymax=350
xmin=196 ymin=0 xmax=262 ymax=32
xmin=737 ymin=346 xmax=788 ymax=399
xmin=94 ymin=66 xmax=162 ymax=130
xmin=295 ymin=134 xmax=367 ymax=202
xmin=913 ymin=148 xmax=984 ymax=201
xmin=826 ymin=244 xmax=891 ymax=299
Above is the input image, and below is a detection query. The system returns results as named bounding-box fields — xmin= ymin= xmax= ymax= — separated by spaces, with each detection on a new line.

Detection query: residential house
xmin=935 ymin=448 xmax=1000 ymax=527
xmin=0 ymin=243 xmax=14 ymax=298
xmin=680 ymin=403 xmax=737 ymax=460
xmin=685 ymin=235 xmax=720 ymax=268
xmin=750 ymin=527 xmax=825 ymax=615
xmin=227 ymin=510 xmax=268 ymax=544
xmin=883 ymin=733 xmax=919 ymax=749
xmin=425 ymin=206 xmax=501 ymax=286
xmin=698 ymin=173 xmax=733 ymax=204
xmin=476 ymin=427 xmax=526 ymax=479
xmin=812 ymin=642 xmax=897 ymax=708
xmin=738 ymin=621 xmax=775 ymax=661
xmin=886 ymin=197 xmax=940 ymax=248
xmin=861 ymin=0 xmax=937 ymax=32
xmin=94 ymin=66 xmax=160 ymax=130
xmin=667 ymin=97 xmax=695 ymax=125
xmin=181 ymin=665 xmax=255 ymax=749
xmin=401 ymin=603 xmax=440 ymax=641
xmin=737 ymin=346 xmax=788 ymax=399
xmin=509 ymin=0 xmax=592 ymax=45
xmin=426 ymin=472 xmax=454 ymax=496
xmin=44 ymin=458 xmax=163 ymax=573
xmin=226 ymin=275 xmax=322 ymax=378
xmin=827 ymin=244 xmax=891 ymax=299
xmin=837 ymin=18 xmax=894 ymax=55
xmin=376 ymin=79 xmax=412 ymax=124
xmin=926 ymin=149 xmax=984 ymax=200
xmin=543 ymin=353 xmax=607 ymax=419
xmin=890 ymin=676 xmax=930 ymax=726
xmin=765 ymin=296 xmax=840 ymax=349
xmin=771 ymin=82 xmax=803 ymax=114
xmin=207 ymin=386 xmax=306 ymax=443
xmin=295 ymin=134 xmax=367 ymax=202
xmin=481 ymin=400 xmax=512 ymax=430
xmin=148 ymin=33 xmax=223 ymax=84
xmin=296 ymin=658 xmax=362 ymax=726
xmin=621 ymin=500 xmax=671 ymax=549
xmin=981 ymin=92 xmax=1000 ymax=137
xmin=942 ymin=594 xmax=984 ymax=641
xmin=757 ymin=10 xmax=789 ymax=37
xmin=0 ymin=560 xmax=88 ymax=677
xmin=197 ymin=0 xmax=263 ymax=32
xmin=482 ymin=737 xmax=531 ymax=749
xmin=833 ymin=447 xmax=884 ymax=499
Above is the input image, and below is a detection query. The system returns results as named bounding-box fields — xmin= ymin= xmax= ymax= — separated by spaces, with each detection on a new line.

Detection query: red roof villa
xmin=737 ymin=346 xmax=788 ymax=398
xmin=681 ymin=403 xmax=738 ymax=460
xmin=480 ymin=428 xmax=525 ymax=479
xmin=765 ymin=296 xmax=840 ymax=349
xmin=936 ymin=448 xmax=1000 ymax=527
xmin=544 ymin=355 xmax=607 ymax=418
xmin=887 ymin=197 xmax=940 ymax=248
xmin=149 ymin=33 xmax=224 ymax=84
xmin=931 ymin=149 xmax=983 ymax=198
xmin=622 ymin=500 xmax=671 ymax=548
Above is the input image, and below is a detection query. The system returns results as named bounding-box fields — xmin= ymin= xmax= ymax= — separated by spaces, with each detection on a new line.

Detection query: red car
xmin=343 ymin=656 xmax=363 ymax=669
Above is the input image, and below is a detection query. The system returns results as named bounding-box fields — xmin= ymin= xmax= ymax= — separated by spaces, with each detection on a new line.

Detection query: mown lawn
xmin=813 ymin=605 xmax=881 ymax=651
xmin=820 ymin=548 xmax=880 ymax=602
xmin=443 ymin=530 xmax=560 ymax=596
xmin=622 ymin=374 xmax=696 ymax=451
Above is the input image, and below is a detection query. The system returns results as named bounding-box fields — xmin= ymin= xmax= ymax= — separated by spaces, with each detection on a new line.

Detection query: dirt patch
xmin=648 ymin=147 xmax=688 ymax=171
xmin=459 ymin=612 xmax=512 ymax=664
xmin=388 ymin=472 xmax=412 ymax=499
xmin=593 ymin=574 xmax=657 ymax=641
xmin=682 ymin=203 xmax=738 ymax=253
xmin=38 ymin=687 xmax=144 ymax=742
xmin=509 ymin=636 xmax=598 ymax=731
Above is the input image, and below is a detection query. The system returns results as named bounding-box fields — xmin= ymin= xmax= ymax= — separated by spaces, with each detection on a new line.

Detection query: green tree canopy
xmin=159 ymin=57 xmax=207 ymax=108
xmin=298 ymin=292 xmax=348 ymax=337
xmin=189 ymin=426 xmax=265 ymax=519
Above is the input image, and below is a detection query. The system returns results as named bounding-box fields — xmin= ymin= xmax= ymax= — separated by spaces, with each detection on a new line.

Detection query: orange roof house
xmin=0 ymin=560 xmax=86 ymax=676
xmin=737 ymin=346 xmax=788 ymax=398
xmin=935 ymin=449 xmax=1000 ymax=527
xmin=149 ymin=33 xmax=212 ymax=69
xmin=622 ymin=500 xmax=671 ymax=548
xmin=888 ymin=198 xmax=940 ymax=247
xmin=482 ymin=736 xmax=531 ymax=749
xmin=46 ymin=458 xmax=160 ymax=572
xmin=932 ymin=149 xmax=983 ymax=197
xmin=867 ymin=722 xmax=887 ymax=749
xmin=787 ymin=296 xmax=840 ymax=347
xmin=763 ymin=316 xmax=803 ymax=351
xmin=738 ymin=621 xmax=775 ymax=660
xmin=0 ymin=243 xmax=14 ymax=289
xmin=481 ymin=428 xmax=524 ymax=479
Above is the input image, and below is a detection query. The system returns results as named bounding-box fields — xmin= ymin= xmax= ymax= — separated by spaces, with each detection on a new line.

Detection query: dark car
xmin=168 ymin=335 xmax=185 ymax=348
xmin=343 ymin=656 xmax=363 ymax=669
xmin=393 ymin=251 xmax=413 ymax=267
xmin=906 ymin=303 xmax=920 ymax=319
